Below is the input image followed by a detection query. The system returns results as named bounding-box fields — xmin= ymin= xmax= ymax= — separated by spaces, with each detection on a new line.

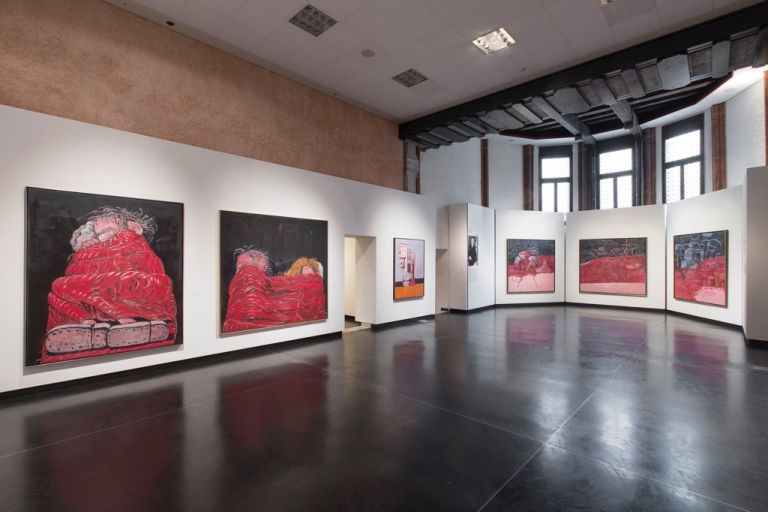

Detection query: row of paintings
xmin=26 ymin=187 xmax=425 ymax=368
xmin=505 ymin=233 xmax=729 ymax=309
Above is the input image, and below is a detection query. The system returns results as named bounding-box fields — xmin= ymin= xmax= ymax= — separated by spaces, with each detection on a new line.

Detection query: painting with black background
xmin=25 ymin=187 xmax=184 ymax=366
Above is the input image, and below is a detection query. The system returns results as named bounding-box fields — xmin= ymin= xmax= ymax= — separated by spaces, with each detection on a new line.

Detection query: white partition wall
xmin=744 ymin=167 xmax=768 ymax=341
xmin=448 ymin=203 xmax=494 ymax=311
xmin=495 ymin=210 xmax=565 ymax=304
xmin=468 ymin=204 xmax=495 ymax=310
xmin=0 ymin=105 xmax=436 ymax=393
xmin=666 ymin=186 xmax=743 ymax=326
xmin=566 ymin=205 xmax=666 ymax=309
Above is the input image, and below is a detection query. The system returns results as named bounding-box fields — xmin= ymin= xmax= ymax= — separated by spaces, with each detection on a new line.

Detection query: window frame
xmin=597 ymin=136 xmax=635 ymax=210
xmin=538 ymin=145 xmax=573 ymax=213
xmin=662 ymin=114 xmax=704 ymax=204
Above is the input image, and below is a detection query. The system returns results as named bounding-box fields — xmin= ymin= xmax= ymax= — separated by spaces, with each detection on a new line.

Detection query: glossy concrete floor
xmin=1 ymin=306 xmax=767 ymax=512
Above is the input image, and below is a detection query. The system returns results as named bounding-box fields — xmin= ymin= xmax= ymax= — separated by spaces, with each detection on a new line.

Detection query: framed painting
xmin=506 ymin=239 xmax=555 ymax=293
xmin=25 ymin=187 xmax=183 ymax=366
xmin=579 ymin=237 xmax=647 ymax=296
xmin=393 ymin=238 xmax=425 ymax=301
xmin=219 ymin=210 xmax=328 ymax=335
xmin=673 ymin=230 xmax=728 ymax=307
xmin=468 ymin=235 xmax=478 ymax=266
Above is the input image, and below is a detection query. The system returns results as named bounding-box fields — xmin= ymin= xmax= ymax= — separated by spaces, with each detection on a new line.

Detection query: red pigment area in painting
xmin=223 ymin=265 xmax=326 ymax=333
xmin=507 ymin=255 xmax=555 ymax=278
xmin=579 ymin=255 xmax=646 ymax=284
xmin=42 ymin=231 xmax=178 ymax=364
xmin=674 ymin=255 xmax=726 ymax=306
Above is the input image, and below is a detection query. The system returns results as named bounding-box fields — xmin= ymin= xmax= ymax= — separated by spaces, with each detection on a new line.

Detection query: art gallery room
xmin=3 ymin=0 xmax=768 ymax=510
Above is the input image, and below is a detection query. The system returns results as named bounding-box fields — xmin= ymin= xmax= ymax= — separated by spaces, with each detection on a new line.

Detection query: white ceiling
xmin=106 ymin=0 xmax=763 ymax=122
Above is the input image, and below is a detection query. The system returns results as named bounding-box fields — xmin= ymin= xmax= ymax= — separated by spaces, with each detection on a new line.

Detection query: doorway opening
xmin=344 ymin=235 xmax=376 ymax=333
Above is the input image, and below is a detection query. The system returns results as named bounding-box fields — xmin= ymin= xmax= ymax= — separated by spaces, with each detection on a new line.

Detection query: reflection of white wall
xmin=726 ymin=77 xmax=766 ymax=187
xmin=666 ymin=186 xmax=743 ymax=326
xmin=0 ymin=105 xmax=436 ymax=393
xmin=565 ymin=205 xmax=666 ymax=309
xmin=495 ymin=210 xmax=565 ymax=304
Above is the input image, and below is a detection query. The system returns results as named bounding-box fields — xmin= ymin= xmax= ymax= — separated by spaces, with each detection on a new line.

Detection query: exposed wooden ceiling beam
xmin=399 ymin=2 xmax=768 ymax=139
xmin=711 ymin=40 xmax=731 ymax=78
xmin=508 ymin=103 xmax=542 ymax=124
xmin=531 ymin=97 xmax=596 ymax=144
xmin=621 ymin=69 xmax=646 ymax=98
xmin=658 ymin=54 xmax=692 ymax=89
xmin=479 ymin=109 xmax=524 ymax=130
xmin=429 ymin=126 xmax=468 ymax=143
xmin=753 ymin=27 xmax=768 ymax=67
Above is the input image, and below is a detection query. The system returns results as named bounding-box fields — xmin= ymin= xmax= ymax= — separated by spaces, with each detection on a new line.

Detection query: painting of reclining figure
xmin=220 ymin=210 xmax=327 ymax=335
xmin=579 ymin=237 xmax=647 ymax=296
xmin=673 ymin=230 xmax=728 ymax=307
xmin=25 ymin=187 xmax=183 ymax=367
xmin=506 ymin=239 xmax=555 ymax=293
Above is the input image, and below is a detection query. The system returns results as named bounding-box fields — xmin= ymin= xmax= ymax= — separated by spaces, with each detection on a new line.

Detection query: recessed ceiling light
xmin=393 ymin=68 xmax=428 ymax=88
xmin=472 ymin=27 xmax=515 ymax=54
xmin=289 ymin=4 xmax=337 ymax=37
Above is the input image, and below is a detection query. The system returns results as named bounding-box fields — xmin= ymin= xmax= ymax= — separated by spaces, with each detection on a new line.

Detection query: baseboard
xmin=371 ymin=314 xmax=435 ymax=331
xmin=1 ymin=330 xmax=343 ymax=401
xmin=495 ymin=302 xmax=566 ymax=308
xmin=664 ymin=309 xmax=742 ymax=330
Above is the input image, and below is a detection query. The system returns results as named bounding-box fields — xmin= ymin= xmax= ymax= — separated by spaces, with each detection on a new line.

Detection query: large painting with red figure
xmin=673 ymin=230 xmax=728 ymax=307
xmin=220 ymin=210 xmax=327 ymax=335
xmin=506 ymin=239 xmax=555 ymax=293
xmin=393 ymin=238 xmax=425 ymax=301
xmin=579 ymin=237 xmax=647 ymax=296
xmin=25 ymin=187 xmax=183 ymax=367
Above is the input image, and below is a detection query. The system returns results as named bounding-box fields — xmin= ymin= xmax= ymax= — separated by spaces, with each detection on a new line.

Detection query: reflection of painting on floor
xmin=673 ymin=230 xmax=727 ymax=307
xmin=579 ymin=238 xmax=647 ymax=296
xmin=506 ymin=239 xmax=555 ymax=293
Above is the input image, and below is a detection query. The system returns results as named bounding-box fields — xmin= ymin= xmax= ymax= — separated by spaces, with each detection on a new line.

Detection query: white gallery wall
xmin=726 ymin=76 xmax=766 ymax=187
xmin=0 ymin=105 xmax=436 ymax=393
xmin=566 ymin=204 xmax=666 ymax=309
xmin=743 ymin=167 xmax=768 ymax=340
xmin=448 ymin=204 xmax=468 ymax=310
xmin=420 ymin=139 xmax=481 ymax=208
xmin=666 ymin=186 xmax=743 ymax=326
xmin=495 ymin=210 xmax=566 ymax=305
xmin=488 ymin=137 xmax=524 ymax=210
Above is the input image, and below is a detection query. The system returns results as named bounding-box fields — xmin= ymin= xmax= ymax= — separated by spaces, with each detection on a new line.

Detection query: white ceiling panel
xmin=105 ymin=0 xmax=764 ymax=122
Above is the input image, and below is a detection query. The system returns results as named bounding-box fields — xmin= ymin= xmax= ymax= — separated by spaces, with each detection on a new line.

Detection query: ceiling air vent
xmin=393 ymin=68 xmax=428 ymax=88
xmin=289 ymin=4 xmax=337 ymax=37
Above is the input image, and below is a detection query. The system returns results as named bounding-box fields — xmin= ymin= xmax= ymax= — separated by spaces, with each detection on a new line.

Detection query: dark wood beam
xmin=711 ymin=40 xmax=731 ymax=78
xmin=765 ymin=70 xmax=768 ymax=166
xmin=578 ymin=142 xmax=595 ymax=210
xmin=753 ymin=27 xmax=768 ymax=67
xmin=464 ymin=117 xmax=499 ymax=134
xmin=658 ymin=54 xmax=691 ymax=90
xmin=622 ymin=69 xmax=646 ymax=98
xmin=509 ymin=103 xmax=542 ymax=124
xmin=532 ymin=97 xmax=596 ymax=144
xmin=642 ymin=128 xmax=657 ymax=204
xmin=481 ymin=139 xmax=489 ymax=207
xmin=712 ymin=102 xmax=727 ymax=191
xmin=523 ymin=145 xmax=534 ymax=210
xmin=480 ymin=109 xmax=524 ymax=130
xmin=399 ymin=2 xmax=768 ymax=139
xmin=592 ymin=78 xmax=641 ymax=135
xmin=429 ymin=127 xmax=468 ymax=143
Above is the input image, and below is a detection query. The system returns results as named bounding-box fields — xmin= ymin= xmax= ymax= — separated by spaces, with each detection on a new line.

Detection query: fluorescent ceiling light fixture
xmin=473 ymin=28 xmax=515 ymax=54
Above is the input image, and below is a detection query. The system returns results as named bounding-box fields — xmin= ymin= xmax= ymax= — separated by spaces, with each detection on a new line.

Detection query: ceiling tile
xmin=132 ymin=0 xmax=187 ymax=18
xmin=218 ymin=2 xmax=282 ymax=49
xmin=610 ymin=10 xmax=662 ymax=45
xmin=389 ymin=1 xmax=451 ymax=39
xmin=448 ymin=5 xmax=499 ymax=40
xmin=656 ymin=0 xmax=714 ymax=28
xmin=310 ymin=0 xmax=369 ymax=21
xmin=315 ymin=22 xmax=367 ymax=53
xmin=255 ymin=0 xmax=312 ymax=20
xmin=417 ymin=25 xmax=468 ymax=54
xmin=483 ymin=0 xmax=547 ymax=20
xmin=423 ymin=0 xmax=475 ymax=22
xmin=500 ymin=7 xmax=555 ymax=43
xmin=176 ymin=0 xmax=248 ymax=33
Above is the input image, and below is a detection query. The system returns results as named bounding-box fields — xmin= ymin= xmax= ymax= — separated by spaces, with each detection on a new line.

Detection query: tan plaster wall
xmin=0 ymin=0 xmax=403 ymax=189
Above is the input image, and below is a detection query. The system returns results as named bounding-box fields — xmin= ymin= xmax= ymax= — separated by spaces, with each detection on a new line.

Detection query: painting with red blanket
xmin=579 ymin=237 xmax=647 ymax=296
xmin=673 ymin=230 xmax=728 ymax=307
xmin=25 ymin=187 xmax=184 ymax=367
xmin=220 ymin=210 xmax=327 ymax=335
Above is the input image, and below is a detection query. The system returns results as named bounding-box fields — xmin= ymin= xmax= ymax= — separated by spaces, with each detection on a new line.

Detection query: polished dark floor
xmin=2 ymin=307 xmax=767 ymax=512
